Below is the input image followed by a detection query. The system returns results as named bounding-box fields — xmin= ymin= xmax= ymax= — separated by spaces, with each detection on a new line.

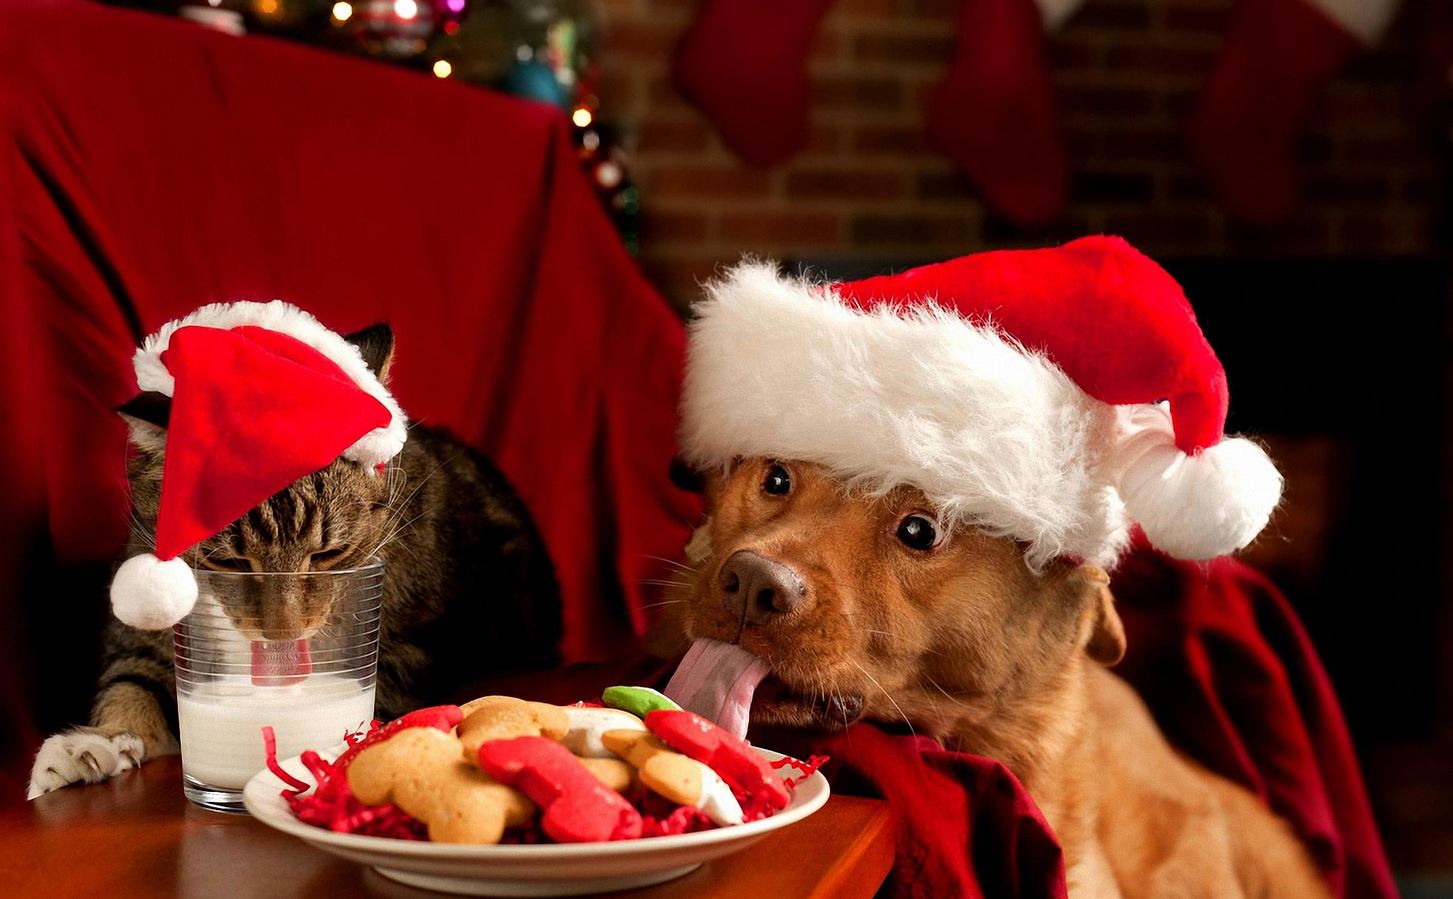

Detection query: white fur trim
xmin=1111 ymin=404 xmax=1283 ymax=560
xmin=1034 ymin=0 xmax=1086 ymax=32
xmin=681 ymin=263 xmax=1130 ymax=570
xmin=1304 ymin=0 xmax=1397 ymax=43
xmin=110 ymin=554 xmax=199 ymax=630
xmin=134 ymin=300 xmax=407 ymax=469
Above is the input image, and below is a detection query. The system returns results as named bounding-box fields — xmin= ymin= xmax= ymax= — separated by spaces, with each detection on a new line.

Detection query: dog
xmin=653 ymin=457 xmax=1329 ymax=898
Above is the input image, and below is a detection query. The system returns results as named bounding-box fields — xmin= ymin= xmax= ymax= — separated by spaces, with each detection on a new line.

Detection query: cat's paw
xmin=26 ymin=729 xmax=145 ymax=800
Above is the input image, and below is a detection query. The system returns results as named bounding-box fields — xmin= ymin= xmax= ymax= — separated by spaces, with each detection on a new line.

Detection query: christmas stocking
xmin=1190 ymin=0 xmax=1400 ymax=224
xmin=924 ymin=0 xmax=1085 ymax=227
xmin=672 ymin=0 xmax=837 ymax=166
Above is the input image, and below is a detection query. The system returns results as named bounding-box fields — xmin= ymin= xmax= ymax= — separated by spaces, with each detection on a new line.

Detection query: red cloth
xmin=815 ymin=727 xmax=1067 ymax=899
xmin=0 ymin=0 xmax=698 ymax=793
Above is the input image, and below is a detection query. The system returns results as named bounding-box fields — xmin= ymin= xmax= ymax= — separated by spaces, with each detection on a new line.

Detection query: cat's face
xmin=120 ymin=323 xmax=399 ymax=640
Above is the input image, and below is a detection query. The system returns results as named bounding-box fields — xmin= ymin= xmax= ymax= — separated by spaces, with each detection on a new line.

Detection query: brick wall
xmin=594 ymin=0 xmax=1442 ymax=309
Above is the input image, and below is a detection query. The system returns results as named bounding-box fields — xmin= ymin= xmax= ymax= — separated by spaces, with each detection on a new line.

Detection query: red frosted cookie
xmin=644 ymin=709 xmax=790 ymax=811
xmin=476 ymin=735 xmax=643 ymax=842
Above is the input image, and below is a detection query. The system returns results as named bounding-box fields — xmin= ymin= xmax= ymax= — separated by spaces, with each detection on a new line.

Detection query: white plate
xmin=243 ymin=743 xmax=830 ymax=896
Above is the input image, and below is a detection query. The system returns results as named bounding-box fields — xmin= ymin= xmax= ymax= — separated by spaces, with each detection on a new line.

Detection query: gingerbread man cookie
xmin=456 ymin=696 xmax=570 ymax=756
xmin=346 ymin=727 xmax=533 ymax=844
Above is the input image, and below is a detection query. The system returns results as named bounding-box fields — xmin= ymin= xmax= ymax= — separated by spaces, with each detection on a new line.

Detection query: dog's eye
xmin=762 ymin=463 xmax=792 ymax=496
xmin=896 ymin=514 xmax=939 ymax=551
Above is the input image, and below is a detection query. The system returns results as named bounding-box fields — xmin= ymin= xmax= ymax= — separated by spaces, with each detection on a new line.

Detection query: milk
xmin=178 ymin=675 xmax=376 ymax=789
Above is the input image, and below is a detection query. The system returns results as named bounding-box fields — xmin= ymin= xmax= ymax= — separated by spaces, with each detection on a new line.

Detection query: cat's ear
xmin=344 ymin=323 xmax=395 ymax=383
xmin=117 ymin=391 xmax=171 ymax=454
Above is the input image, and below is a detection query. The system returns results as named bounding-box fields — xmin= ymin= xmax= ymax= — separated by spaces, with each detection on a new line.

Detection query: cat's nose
xmin=719 ymin=550 xmax=805 ymax=624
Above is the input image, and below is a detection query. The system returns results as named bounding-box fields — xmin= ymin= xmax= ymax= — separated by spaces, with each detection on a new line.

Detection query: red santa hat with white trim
xmin=110 ymin=301 xmax=408 ymax=630
xmin=679 ymin=236 xmax=1282 ymax=570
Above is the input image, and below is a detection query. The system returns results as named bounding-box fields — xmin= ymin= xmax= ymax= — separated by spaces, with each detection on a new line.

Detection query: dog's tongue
xmin=663 ymin=639 xmax=770 ymax=739
xmin=250 ymin=639 xmax=312 ymax=687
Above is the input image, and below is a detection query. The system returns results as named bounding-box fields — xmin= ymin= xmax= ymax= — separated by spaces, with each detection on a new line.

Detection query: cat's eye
xmin=761 ymin=463 xmax=792 ymax=497
xmin=308 ymin=547 xmax=348 ymax=569
xmin=204 ymin=555 xmax=253 ymax=572
xmin=896 ymin=514 xmax=941 ymax=551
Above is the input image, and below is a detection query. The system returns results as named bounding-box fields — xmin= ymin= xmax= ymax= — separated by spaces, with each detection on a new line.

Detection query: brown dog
xmin=653 ymin=458 xmax=1328 ymax=898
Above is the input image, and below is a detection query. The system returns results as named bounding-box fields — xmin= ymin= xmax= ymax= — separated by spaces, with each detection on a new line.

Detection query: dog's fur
xmin=653 ymin=458 xmax=1328 ymax=898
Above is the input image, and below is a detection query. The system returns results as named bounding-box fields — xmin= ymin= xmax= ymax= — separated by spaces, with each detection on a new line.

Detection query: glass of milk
xmin=173 ymin=561 xmax=383 ymax=813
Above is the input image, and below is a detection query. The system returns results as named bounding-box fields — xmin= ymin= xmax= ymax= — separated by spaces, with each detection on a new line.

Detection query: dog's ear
xmin=1077 ymin=566 xmax=1126 ymax=666
xmin=671 ymin=457 xmax=732 ymax=506
xmin=669 ymin=456 xmax=706 ymax=494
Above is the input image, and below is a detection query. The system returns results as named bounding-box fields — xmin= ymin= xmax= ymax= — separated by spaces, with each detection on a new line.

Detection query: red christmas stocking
xmin=1190 ymin=0 xmax=1399 ymax=225
xmin=925 ymin=0 xmax=1083 ymax=227
xmin=672 ymin=0 xmax=837 ymax=166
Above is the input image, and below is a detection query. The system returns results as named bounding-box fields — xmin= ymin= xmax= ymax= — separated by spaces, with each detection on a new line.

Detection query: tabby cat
xmin=27 ymin=324 xmax=561 ymax=798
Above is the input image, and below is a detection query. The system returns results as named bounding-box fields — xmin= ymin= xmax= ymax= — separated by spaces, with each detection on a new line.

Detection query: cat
xmin=26 ymin=324 xmax=562 ymax=798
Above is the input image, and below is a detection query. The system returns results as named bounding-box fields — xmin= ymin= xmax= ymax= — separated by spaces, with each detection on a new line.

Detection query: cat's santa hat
xmin=110 ymin=301 xmax=407 ymax=630
xmin=680 ymin=236 xmax=1282 ymax=570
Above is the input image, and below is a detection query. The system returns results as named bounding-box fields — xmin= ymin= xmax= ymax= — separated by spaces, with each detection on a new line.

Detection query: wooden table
xmin=0 ymin=758 xmax=894 ymax=898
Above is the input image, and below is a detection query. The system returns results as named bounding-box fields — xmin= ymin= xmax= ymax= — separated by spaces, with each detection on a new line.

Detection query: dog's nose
xmin=720 ymin=550 xmax=805 ymax=623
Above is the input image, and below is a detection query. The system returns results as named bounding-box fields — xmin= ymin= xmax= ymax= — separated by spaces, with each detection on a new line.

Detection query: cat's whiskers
xmin=367 ymin=508 xmax=431 ymax=559
xmin=377 ymin=455 xmax=455 ymax=537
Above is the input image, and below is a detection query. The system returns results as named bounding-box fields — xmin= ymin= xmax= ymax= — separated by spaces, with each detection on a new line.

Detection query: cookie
xmin=346 ymin=727 xmax=533 ymax=844
xmin=603 ymin=729 xmax=743 ymax=826
xmin=601 ymin=685 xmax=681 ymax=719
xmin=644 ymin=709 xmax=790 ymax=811
xmin=476 ymin=735 xmax=643 ymax=842
xmin=560 ymin=705 xmax=646 ymax=758
xmin=456 ymin=696 xmax=570 ymax=756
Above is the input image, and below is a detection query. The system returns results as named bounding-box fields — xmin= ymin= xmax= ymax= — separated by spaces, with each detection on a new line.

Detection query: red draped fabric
xmin=0 ymin=0 xmax=698 ymax=795
xmin=0 ymin=5 xmax=1394 ymax=897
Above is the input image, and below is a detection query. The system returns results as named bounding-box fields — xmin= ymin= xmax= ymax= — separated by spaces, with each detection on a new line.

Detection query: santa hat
xmin=680 ymin=236 xmax=1282 ymax=570
xmin=110 ymin=301 xmax=408 ymax=630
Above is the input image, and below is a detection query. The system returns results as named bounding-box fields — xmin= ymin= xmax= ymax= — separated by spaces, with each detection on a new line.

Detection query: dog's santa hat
xmin=680 ymin=236 xmax=1282 ymax=570
xmin=110 ymin=301 xmax=407 ymax=630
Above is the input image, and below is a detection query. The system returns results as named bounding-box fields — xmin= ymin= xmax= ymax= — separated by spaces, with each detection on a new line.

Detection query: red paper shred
xmin=771 ymin=753 xmax=829 ymax=789
xmin=262 ymin=725 xmax=311 ymax=795
xmin=261 ymin=710 xmax=463 ymax=841
xmin=264 ymin=704 xmax=823 ymax=845
xmin=642 ymin=804 xmax=716 ymax=837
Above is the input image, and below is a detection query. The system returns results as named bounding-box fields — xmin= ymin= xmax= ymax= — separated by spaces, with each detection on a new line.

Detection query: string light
xmin=393 ymin=0 xmax=417 ymax=19
xmin=331 ymin=0 xmax=352 ymax=20
xmin=432 ymin=59 xmax=453 ymax=78
xmin=571 ymin=107 xmax=592 ymax=128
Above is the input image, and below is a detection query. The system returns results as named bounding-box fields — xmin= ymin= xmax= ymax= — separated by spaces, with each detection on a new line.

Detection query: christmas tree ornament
xmin=1189 ymin=0 xmax=1401 ymax=224
xmin=680 ymin=236 xmax=1282 ymax=568
xmin=110 ymin=302 xmax=407 ymax=630
xmin=336 ymin=0 xmax=440 ymax=59
xmin=926 ymin=0 xmax=1086 ymax=226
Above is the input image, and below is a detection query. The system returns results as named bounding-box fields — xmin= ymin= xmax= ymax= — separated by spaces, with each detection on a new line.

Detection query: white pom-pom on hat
xmin=1112 ymin=404 xmax=1283 ymax=560
xmin=110 ymin=554 xmax=198 ymax=630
